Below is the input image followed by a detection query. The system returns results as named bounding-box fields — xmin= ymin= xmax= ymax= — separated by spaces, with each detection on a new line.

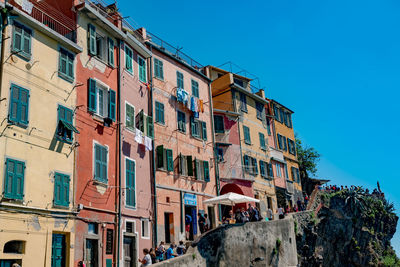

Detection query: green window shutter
xmin=108 ymin=37 xmax=114 ymax=66
xmin=88 ymin=79 xmax=97 ymax=112
xmin=9 ymin=85 xmax=19 ymax=123
xmin=214 ymin=115 xmax=224 ymax=133
xmin=193 ymin=159 xmax=199 ymax=179
xmin=259 ymin=132 xmax=266 ymax=150
xmin=19 ymin=88 xmax=29 ymax=125
xmin=154 ymin=58 xmax=159 ymax=78
xmin=22 ymin=28 xmax=31 ymax=56
xmin=139 ymin=57 xmax=147 ymax=82
xmin=187 ymin=155 xmax=193 ymax=176
xmin=243 ymin=155 xmax=249 ymax=172
xmin=13 ymin=23 xmax=22 ymax=52
xmin=88 ymin=24 xmax=97 ymax=55
xmin=136 ymin=110 xmax=144 ymax=132
xmin=125 ymin=103 xmax=135 ymax=129
xmin=54 ymin=173 xmax=69 ymax=207
xmin=277 ymin=134 xmax=282 ymax=149
xmin=4 ymin=158 xmax=24 ymax=200
xmin=156 ymin=145 xmax=164 ymax=169
xmin=13 ymin=23 xmax=31 ymax=58
xmin=252 ymin=158 xmax=258 ymax=175
xmin=62 ymin=174 xmax=70 ymax=206
xmin=108 ymin=89 xmax=116 ymax=121
xmin=284 ymin=164 xmax=289 ymax=179
xmin=178 ymin=153 xmax=183 ymax=174
xmin=243 ymin=126 xmax=251 ymax=144
xmin=166 ymin=149 xmax=173 ymax=171
xmin=190 ymin=117 xmax=196 ymax=137
xmin=201 ymin=121 xmax=207 ymax=141
xmin=159 ymin=60 xmax=164 ymax=80
xmin=9 ymin=85 xmax=30 ymax=126
xmin=126 ymin=158 xmax=136 ymax=207
xmin=259 ymin=160 xmax=265 ymax=177
xmin=283 ymin=137 xmax=287 ymax=151
xmin=95 ymin=144 xmax=108 ymax=183
xmin=159 ymin=103 xmax=165 ymax=124
xmin=203 ymin=161 xmax=210 ymax=182
xmin=177 ymin=71 xmax=184 ymax=89
xmin=147 ymin=116 xmax=154 ymax=138
xmin=266 ymin=119 xmax=271 ymax=135
xmin=125 ymin=46 xmax=133 ymax=72
xmin=191 ymin=80 xmax=199 ymax=98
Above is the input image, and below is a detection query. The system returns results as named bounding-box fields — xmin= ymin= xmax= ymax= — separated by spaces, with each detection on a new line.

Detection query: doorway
xmin=164 ymin=212 xmax=174 ymax=243
xmin=184 ymin=206 xmax=197 ymax=240
xmin=51 ymin=233 xmax=66 ymax=267
xmin=207 ymin=206 xmax=215 ymax=229
xmin=85 ymin=239 xmax=98 ymax=267
xmin=123 ymin=236 xmax=137 ymax=267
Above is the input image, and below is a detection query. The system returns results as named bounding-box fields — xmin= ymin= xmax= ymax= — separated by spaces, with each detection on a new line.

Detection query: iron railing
xmin=9 ymin=0 xmax=77 ymax=42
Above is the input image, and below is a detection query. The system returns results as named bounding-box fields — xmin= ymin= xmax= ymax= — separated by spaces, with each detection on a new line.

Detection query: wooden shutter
xmin=22 ymin=26 xmax=31 ymax=56
xmin=193 ymin=159 xmax=198 ymax=179
xmin=156 ymin=145 xmax=164 ymax=169
xmin=9 ymin=85 xmax=19 ymax=122
xmin=243 ymin=155 xmax=249 ymax=172
xmin=108 ymin=89 xmax=116 ymax=121
xmin=202 ymin=121 xmax=207 ymax=141
xmin=178 ymin=153 xmax=183 ymax=174
xmin=259 ymin=161 xmax=265 ymax=177
xmin=190 ymin=116 xmax=195 ymax=137
xmin=203 ymin=161 xmax=210 ymax=182
xmin=253 ymin=158 xmax=258 ymax=174
xmin=147 ymin=116 xmax=154 ymax=138
xmin=187 ymin=156 xmax=193 ymax=176
xmin=108 ymin=37 xmax=114 ymax=66
xmin=88 ymin=24 xmax=97 ymax=55
xmin=13 ymin=24 xmax=22 ymax=52
xmin=166 ymin=149 xmax=173 ymax=171
xmin=136 ymin=110 xmax=144 ymax=132
xmin=62 ymin=174 xmax=70 ymax=206
xmin=126 ymin=158 xmax=136 ymax=207
xmin=5 ymin=159 xmax=25 ymax=200
xmin=88 ymin=79 xmax=97 ymax=112
xmin=4 ymin=159 xmax=15 ymax=198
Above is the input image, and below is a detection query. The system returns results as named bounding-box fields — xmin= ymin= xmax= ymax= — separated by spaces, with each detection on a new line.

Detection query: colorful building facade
xmin=0 ymin=1 xmax=81 ymax=266
xmin=147 ymin=32 xmax=218 ymax=244
xmin=205 ymin=66 xmax=277 ymax=218
xmin=270 ymin=99 xmax=302 ymax=208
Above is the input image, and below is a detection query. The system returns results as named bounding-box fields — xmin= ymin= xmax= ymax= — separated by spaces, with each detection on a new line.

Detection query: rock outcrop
xmin=294 ymin=190 xmax=399 ymax=266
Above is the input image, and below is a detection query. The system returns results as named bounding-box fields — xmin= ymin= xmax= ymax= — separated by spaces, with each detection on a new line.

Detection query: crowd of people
xmin=320 ymin=184 xmax=385 ymax=199
xmin=139 ymin=240 xmax=188 ymax=266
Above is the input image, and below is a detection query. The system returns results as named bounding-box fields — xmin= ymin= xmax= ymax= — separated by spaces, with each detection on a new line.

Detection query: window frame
xmin=256 ymin=102 xmax=264 ymax=120
xmin=3 ymin=157 xmax=25 ymax=200
xmin=12 ymin=21 xmax=32 ymax=60
xmin=125 ymin=45 xmax=134 ymax=74
xmin=214 ymin=115 xmax=224 ymax=133
xmin=259 ymin=132 xmax=266 ymax=150
xmin=239 ymin=92 xmax=247 ymax=112
xmin=275 ymin=162 xmax=282 ymax=177
xmin=93 ymin=141 xmax=109 ymax=184
xmin=141 ymin=218 xmax=150 ymax=239
xmin=58 ymin=46 xmax=75 ymax=82
xmin=155 ymin=101 xmax=165 ymax=125
xmin=243 ymin=125 xmax=251 ymax=145
xmin=125 ymin=157 xmax=136 ymax=208
xmin=57 ymin=104 xmax=77 ymax=143
xmin=154 ymin=58 xmax=164 ymax=80
xmin=191 ymin=79 xmax=199 ymax=98
xmin=125 ymin=101 xmax=135 ymax=132
xmin=138 ymin=55 xmax=147 ymax=83
xmin=177 ymin=71 xmax=184 ymax=89
xmin=53 ymin=172 xmax=70 ymax=208
xmin=177 ymin=110 xmax=186 ymax=133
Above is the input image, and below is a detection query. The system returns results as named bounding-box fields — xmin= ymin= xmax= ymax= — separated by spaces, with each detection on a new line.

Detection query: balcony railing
xmin=9 ymin=0 xmax=77 ymax=43
xmin=147 ymin=31 xmax=204 ymax=70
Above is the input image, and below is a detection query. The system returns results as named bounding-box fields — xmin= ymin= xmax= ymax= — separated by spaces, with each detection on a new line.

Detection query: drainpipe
xmin=116 ymin=38 xmax=122 ymax=267
xmin=0 ymin=4 xmax=11 ymax=101
xmin=207 ymin=81 xmax=221 ymax=221
xmin=148 ymin=45 xmax=157 ymax=248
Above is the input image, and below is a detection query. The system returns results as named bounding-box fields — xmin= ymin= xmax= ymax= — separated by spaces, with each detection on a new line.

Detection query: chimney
xmin=136 ymin=27 xmax=147 ymax=40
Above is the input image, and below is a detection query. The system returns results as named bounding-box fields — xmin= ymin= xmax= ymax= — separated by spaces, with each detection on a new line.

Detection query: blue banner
xmin=184 ymin=193 xmax=197 ymax=206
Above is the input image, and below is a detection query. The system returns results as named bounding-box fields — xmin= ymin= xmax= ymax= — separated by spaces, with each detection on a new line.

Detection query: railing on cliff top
xmin=8 ymin=0 xmax=77 ymax=43
xmin=146 ymin=31 xmax=204 ymax=70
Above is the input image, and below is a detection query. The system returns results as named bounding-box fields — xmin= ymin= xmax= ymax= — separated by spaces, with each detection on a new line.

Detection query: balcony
xmin=286 ymin=180 xmax=294 ymax=194
xmin=8 ymin=0 xmax=77 ymax=43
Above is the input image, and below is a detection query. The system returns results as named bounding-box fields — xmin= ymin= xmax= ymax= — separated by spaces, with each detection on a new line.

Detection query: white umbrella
xmin=203 ymin=192 xmax=260 ymax=206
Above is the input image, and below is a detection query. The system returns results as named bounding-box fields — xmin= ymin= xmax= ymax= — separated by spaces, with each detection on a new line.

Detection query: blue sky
xmin=117 ymin=0 xmax=400 ymax=253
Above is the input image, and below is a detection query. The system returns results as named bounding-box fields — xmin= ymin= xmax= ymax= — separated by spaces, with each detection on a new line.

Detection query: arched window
xmin=3 ymin=240 xmax=25 ymax=254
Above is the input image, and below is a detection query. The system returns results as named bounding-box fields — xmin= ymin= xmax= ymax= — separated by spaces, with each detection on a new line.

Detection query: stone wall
xmin=152 ymin=218 xmax=298 ymax=267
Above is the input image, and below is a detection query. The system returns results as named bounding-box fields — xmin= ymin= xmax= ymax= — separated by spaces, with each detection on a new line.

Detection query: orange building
xmin=269 ymin=99 xmax=302 ymax=208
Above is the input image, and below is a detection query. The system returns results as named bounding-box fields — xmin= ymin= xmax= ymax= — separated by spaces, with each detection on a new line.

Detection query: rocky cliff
xmin=294 ymin=189 xmax=399 ymax=266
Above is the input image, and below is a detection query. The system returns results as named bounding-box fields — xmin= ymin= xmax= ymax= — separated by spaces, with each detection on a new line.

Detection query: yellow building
xmin=0 ymin=3 xmax=82 ymax=267
xmin=270 ymin=99 xmax=303 ymax=207
xmin=204 ymin=66 xmax=277 ymax=217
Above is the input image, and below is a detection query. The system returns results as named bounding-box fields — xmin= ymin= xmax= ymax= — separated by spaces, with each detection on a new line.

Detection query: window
xmin=273 ymin=105 xmax=280 ymax=121
xmin=4 ymin=240 xmax=25 ymax=254
xmin=126 ymin=221 xmax=134 ymax=233
xmin=156 ymin=145 xmax=173 ymax=172
xmin=125 ymin=45 xmax=133 ymax=73
xmin=280 ymin=109 xmax=285 ymax=124
xmin=94 ymin=143 xmax=108 ymax=183
xmin=126 ymin=158 xmax=136 ymax=207
xmin=135 ymin=110 xmax=153 ymax=138
xmin=214 ymin=115 xmax=224 ymax=133
xmin=88 ymin=24 xmax=114 ymax=66
xmin=291 ymin=167 xmax=300 ymax=183
xmin=154 ymin=58 xmax=164 ymax=80
xmin=234 ymin=78 xmax=244 ymax=87
xmin=283 ymin=136 xmax=287 ymax=151
xmin=284 ymin=163 xmax=289 ymax=179
xmin=190 ymin=117 xmax=207 ymax=140
xmin=275 ymin=162 xmax=282 ymax=177
xmin=58 ymin=47 xmax=74 ymax=81
xmin=9 ymin=84 xmax=29 ymax=127
xmin=216 ymin=147 xmax=224 ymax=162
xmin=177 ymin=111 xmax=186 ymax=133
xmin=88 ymin=79 xmax=116 ymax=121
xmin=106 ymin=229 xmax=113 ymax=254
xmin=240 ymin=92 xmax=247 ymax=112
xmin=266 ymin=119 xmax=271 ymax=135
xmin=177 ymin=71 xmax=184 ymax=89
xmin=138 ymin=56 xmax=147 ymax=83
xmin=178 ymin=154 xmax=193 ymax=176
xmin=259 ymin=160 xmax=266 ymax=177
xmin=88 ymin=223 xmax=98 ymax=234
xmin=57 ymin=105 xmax=79 ymax=143
xmin=286 ymin=113 xmax=292 ymax=128
xmin=259 ymin=132 xmax=266 ymax=150
xmin=191 ymin=79 xmax=199 ymax=98
xmin=243 ymin=155 xmax=258 ymax=175
xmin=12 ymin=22 xmax=31 ymax=59
xmin=155 ymin=101 xmax=164 ymax=124
xmin=267 ymin=163 xmax=274 ymax=177
xmin=125 ymin=102 xmax=135 ymax=131
xmin=277 ymin=134 xmax=287 ymax=151
xmin=53 ymin=172 xmax=70 ymax=207
xmin=194 ymin=159 xmax=210 ymax=182
xmin=256 ymin=102 xmax=264 ymax=120
xmin=288 ymin=139 xmax=296 ymax=155
xmin=243 ymin=125 xmax=251 ymax=145
xmin=141 ymin=219 xmax=150 ymax=238
xmin=4 ymin=158 xmax=25 ymax=200
xmin=108 ymin=38 xmax=114 ymax=67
